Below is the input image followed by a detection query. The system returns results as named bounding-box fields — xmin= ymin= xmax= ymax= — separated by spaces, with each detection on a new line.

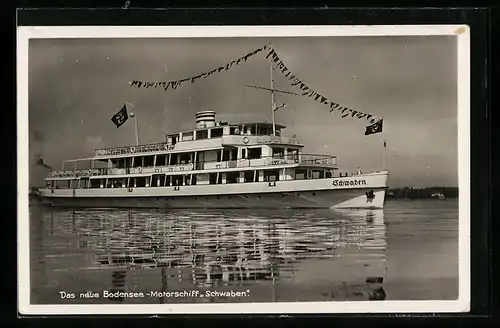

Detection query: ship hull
xmin=37 ymin=188 xmax=386 ymax=209
xmin=39 ymin=171 xmax=388 ymax=209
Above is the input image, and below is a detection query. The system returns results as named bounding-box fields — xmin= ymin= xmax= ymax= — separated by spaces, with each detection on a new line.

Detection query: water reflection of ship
xmin=96 ymin=211 xmax=284 ymax=288
xmin=99 ymin=209 xmax=386 ymax=298
xmin=40 ymin=208 xmax=387 ymax=301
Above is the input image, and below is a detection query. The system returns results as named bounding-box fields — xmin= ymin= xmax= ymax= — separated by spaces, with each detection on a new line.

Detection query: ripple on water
xmin=28 ymin=200 xmax=459 ymax=304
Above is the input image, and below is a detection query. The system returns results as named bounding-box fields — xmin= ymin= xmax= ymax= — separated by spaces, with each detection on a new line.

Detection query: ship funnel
xmin=195 ymin=110 xmax=216 ymax=128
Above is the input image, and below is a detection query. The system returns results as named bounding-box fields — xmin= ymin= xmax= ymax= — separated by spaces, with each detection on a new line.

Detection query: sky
xmin=27 ymin=35 xmax=458 ymax=188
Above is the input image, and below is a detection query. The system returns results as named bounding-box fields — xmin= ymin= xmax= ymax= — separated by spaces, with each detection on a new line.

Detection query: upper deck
xmin=48 ymin=110 xmax=338 ymax=183
xmin=94 ymin=110 xmax=303 ymax=159
xmin=46 ymin=111 xmax=337 ymax=187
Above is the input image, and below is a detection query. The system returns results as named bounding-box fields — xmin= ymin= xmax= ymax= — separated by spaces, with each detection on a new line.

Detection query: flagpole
xmin=126 ymin=101 xmax=139 ymax=146
xmin=382 ymin=140 xmax=386 ymax=171
xmin=163 ymin=63 xmax=168 ymax=135
xmin=133 ymin=114 xmax=139 ymax=146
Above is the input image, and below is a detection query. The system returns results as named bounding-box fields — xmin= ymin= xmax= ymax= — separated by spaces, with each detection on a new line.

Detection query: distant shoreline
xmin=386 ymin=187 xmax=458 ymax=199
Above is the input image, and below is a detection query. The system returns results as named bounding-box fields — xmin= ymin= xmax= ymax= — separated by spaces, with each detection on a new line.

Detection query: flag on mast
xmin=365 ymin=118 xmax=383 ymax=136
xmin=111 ymin=104 xmax=129 ymax=128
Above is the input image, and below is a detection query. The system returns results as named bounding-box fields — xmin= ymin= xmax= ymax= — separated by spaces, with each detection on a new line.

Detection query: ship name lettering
xmin=99 ymin=143 xmax=176 ymax=156
xmin=332 ymin=179 xmax=367 ymax=187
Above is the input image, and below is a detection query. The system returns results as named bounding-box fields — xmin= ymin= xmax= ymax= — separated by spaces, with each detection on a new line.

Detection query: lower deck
xmin=39 ymin=188 xmax=387 ymax=210
xmin=47 ymin=167 xmax=336 ymax=190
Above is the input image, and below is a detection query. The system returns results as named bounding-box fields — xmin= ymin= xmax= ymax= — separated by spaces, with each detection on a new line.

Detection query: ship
xmin=39 ymin=61 xmax=388 ymax=209
xmin=431 ymin=192 xmax=445 ymax=200
xmin=39 ymin=107 xmax=387 ymax=209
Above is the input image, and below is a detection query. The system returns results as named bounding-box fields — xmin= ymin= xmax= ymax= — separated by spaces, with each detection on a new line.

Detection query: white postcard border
xmin=17 ymin=24 xmax=471 ymax=315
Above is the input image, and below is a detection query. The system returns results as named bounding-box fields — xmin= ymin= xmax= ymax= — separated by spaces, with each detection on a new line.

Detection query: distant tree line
xmin=386 ymin=187 xmax=458 ymax=199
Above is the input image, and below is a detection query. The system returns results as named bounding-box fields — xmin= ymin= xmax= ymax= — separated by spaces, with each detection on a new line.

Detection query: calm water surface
xmin=29 ymin=199 xmax=459 ymax=304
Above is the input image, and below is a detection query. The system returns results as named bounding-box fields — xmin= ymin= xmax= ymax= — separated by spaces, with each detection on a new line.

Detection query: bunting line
xmin=128 ymin=45 xmax=269 ymax=91
xmin=265 ymin=47 xmax=383 ymax=128
xmin=128 ymin=43 xmax=383 ymax=135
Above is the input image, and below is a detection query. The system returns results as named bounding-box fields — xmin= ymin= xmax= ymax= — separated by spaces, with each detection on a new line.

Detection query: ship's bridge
xmin=164 ymin=110 xmax=295 ymax=145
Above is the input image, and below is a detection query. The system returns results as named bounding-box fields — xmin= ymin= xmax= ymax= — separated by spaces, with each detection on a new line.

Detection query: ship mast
xmin=270 ymin=63 xmax=276 ymax=136
xmin=269 ymin=61 xmax=287 ymax=136
xmin=245 ymin=60 xmax=300 ymax=135
xmin=163 ymin=63 xmax=168 ymax=135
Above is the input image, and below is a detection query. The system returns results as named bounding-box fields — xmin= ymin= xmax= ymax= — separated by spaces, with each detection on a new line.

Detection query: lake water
xmin=28 ymin=199 xmax=459 ymax=304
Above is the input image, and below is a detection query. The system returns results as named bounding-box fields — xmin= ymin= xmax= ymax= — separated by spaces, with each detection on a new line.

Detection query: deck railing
xmin=221 ymin=135 xmax=302 ymax=146
xmin=94 ymin=135 xmax=303 ymax=157
xmin=47 ymin=154 xmax=337 ymax=178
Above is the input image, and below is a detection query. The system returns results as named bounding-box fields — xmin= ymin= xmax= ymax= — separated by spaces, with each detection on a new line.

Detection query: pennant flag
xmin=129 ymin=45 xmax=268 ymax=91
xmin=365 ymin=119 xmax=383 ymax=136
xmin=129 ymin=44 xmax=385 ymax=136
xmin=111 ymin=104 xmax=129 ymax=128
xmin=266 ymin=46 xmax=383 ymax=135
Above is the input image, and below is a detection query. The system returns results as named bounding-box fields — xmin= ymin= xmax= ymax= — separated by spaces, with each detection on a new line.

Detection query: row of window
xmin=48 ymin=169 xmax=333 ymax=189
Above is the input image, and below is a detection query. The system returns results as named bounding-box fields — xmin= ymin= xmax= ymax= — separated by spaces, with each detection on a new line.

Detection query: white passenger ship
xmin=39 ymin=109 xmax=388 ymax=209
